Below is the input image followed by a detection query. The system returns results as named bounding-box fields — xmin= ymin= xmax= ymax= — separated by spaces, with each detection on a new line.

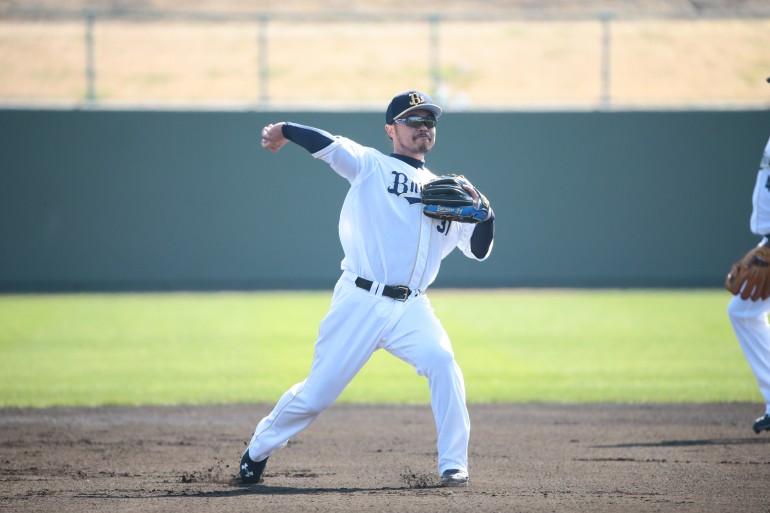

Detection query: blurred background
xmin=1 ymin=0 xmax=770 ymax=292
xmin=1 ymin=0 xmax=769 ymax=110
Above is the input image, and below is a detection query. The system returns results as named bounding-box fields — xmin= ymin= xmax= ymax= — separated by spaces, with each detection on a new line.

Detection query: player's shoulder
xmin=333 ymin=136 xmax=387 ymax=158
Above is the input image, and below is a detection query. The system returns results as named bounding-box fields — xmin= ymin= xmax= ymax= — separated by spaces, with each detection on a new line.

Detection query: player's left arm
xmin=470 ymin=213 xmax=495 ymax=259
xmin=430 ymin=175 xmax=493 ymax=260
xmin=457 ymin=179 xmax=495 ymax=258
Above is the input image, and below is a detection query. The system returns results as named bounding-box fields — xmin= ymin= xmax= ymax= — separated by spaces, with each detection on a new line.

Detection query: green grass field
xmin=0 ymin=289 xmax=760 ymax=408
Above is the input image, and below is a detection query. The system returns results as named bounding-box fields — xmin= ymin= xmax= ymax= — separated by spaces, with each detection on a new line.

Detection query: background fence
xmin=2 ymin=3 xmax=769 ymax=292
xmin=1 ymin=108 xmax=767 ymax=292
xmin=1 ymin=7 xmax=770 ymax=110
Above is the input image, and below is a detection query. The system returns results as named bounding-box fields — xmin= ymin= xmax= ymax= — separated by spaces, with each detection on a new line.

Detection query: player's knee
xmin=301 ymin=393 xmax=335 ymax=415
xmin=424 ymin=346 xmax=458 ymax=375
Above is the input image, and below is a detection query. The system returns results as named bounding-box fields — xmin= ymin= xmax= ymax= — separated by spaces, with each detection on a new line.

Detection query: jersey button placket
xmin=407 ymin=213 xmax=434 ymax=292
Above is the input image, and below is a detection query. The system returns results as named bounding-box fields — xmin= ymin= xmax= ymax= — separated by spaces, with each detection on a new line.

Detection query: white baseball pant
xmin=727 ymin=294 xmax=770 ymax=415
xmin=246 ymin=271 xmax=470 ymax=475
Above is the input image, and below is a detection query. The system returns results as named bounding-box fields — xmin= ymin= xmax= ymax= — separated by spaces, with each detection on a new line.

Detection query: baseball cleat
xmin=752 ymin=414 xmax=770 ymax=434
xmin=440 ymin=469 xmax=469 ymax=487
xmin=240 ymin=450 xmax=268 ymax=484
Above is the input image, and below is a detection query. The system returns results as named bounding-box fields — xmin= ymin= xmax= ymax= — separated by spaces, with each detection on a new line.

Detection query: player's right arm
xmin=261 ymin=122 xmax=335 ymax=153
xmin=260 ymin=122 xmax=369 ymax=183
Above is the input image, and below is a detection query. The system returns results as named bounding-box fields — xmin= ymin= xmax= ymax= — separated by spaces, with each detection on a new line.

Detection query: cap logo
xmin=408 ymin=93 xmax=425 ymax=107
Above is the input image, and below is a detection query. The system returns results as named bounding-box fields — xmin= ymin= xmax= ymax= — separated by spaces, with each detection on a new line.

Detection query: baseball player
xmin=239 ymin=90 xmax=495 ymax=487
xmin=726 ymin=135 xmax=770 ymax=434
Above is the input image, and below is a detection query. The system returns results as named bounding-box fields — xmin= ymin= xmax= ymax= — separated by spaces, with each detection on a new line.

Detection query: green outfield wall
xmin=1 ymin=109 xmax=767 ymax=291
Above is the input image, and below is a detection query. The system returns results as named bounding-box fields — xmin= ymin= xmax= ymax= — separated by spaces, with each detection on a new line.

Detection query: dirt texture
xmin=2 ymin=403 xmax=770 ymax=512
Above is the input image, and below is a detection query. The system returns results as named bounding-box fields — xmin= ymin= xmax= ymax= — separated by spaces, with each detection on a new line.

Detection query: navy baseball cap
xmin=385 ymin=90 xmax=442 ymax=124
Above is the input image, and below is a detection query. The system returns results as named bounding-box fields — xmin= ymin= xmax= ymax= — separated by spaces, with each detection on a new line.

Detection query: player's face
xmin=389 ymin=109 xmax=436 ymax=159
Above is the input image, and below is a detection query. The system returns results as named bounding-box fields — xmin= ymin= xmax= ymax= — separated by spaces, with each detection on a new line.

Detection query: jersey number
xmin=437 ymin=219 xmax=452 ymax=234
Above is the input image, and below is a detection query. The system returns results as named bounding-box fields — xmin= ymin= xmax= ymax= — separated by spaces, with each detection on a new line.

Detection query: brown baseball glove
xmin=725 ymin=245 xmax=770 ymax=301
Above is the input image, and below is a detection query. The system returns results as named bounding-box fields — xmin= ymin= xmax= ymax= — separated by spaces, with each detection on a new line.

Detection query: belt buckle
xmin=393 ymin=285 xmax=410 ymax=301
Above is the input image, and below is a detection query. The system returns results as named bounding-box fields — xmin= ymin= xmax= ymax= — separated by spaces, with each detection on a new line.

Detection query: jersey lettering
xmin=765 ymin=175 xmax=770 ymax=191
xmin=388 ymin=171 xmax=410 ymax=195
xmin=387 ymin=171 xmax=422 ymax=204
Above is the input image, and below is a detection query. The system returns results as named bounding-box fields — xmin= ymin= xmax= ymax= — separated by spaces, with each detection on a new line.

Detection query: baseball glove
xmin=422 ymin=174 xmax=491 ymax=224
xmin=725 ymin=245 xmax=770 ymax=301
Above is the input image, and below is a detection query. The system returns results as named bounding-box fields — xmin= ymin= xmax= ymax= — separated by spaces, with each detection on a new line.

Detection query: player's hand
xmin=261 ymin=123 xmax=289 ymax=152
xmin=461 ymin=184 xmax=482 ymax=210
xmin=726 ymin=245 xmax=770 ymax=301
xmin=460 ymin=183 xmax=492 ymax=222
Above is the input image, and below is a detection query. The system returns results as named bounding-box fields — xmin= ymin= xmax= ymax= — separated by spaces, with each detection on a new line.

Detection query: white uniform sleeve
xmin=313 ymin=137 xmax=374 ymax=184
xmin=454 ymin=222 xmax=494 ymax=261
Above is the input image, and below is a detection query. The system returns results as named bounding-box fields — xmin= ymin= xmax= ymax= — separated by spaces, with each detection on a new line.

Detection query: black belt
xmin=355 ymin=277 xmax=412 ymax=301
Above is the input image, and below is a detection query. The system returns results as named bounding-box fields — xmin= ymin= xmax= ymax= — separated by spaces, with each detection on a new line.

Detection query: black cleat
xmin=240 ymin=450 xmax=268 ymax=484
xmin=440 ymin=468 xmax=469 ymax=487
xmin=753 ymin=414 xmax=770 ymax=434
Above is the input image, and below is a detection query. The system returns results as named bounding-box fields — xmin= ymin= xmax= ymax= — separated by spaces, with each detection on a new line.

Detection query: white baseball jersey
xmin=313 ymin=135 xmax=492 ymax=291
xmin=245 ymin=120 xmax=491 ymax=479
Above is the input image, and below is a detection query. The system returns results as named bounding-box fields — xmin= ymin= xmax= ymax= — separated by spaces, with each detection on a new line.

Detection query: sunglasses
xmin=394 ymin=116 xmax=437 ymax=129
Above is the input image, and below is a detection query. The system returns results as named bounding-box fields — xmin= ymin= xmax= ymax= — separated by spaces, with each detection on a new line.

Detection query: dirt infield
xmin=2 ymin=403 xmax=769 ymax=512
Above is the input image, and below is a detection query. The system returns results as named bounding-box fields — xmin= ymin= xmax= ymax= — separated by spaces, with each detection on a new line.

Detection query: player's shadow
xmin=236 ymin=483 xmax=442 ymax=494
xmin=592 ymin=437 xmax=770 ymax=448
xmin=126 ymin=483 xmax=443 ymax=499
xmin=80 ymin=483 xmax=441 ymax=501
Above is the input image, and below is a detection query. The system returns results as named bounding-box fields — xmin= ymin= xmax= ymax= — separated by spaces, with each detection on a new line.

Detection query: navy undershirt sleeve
xmin=470 ymin=213 xmax=495 ymax=259
xmin=281 ymin=123 xmax=335 ymax=154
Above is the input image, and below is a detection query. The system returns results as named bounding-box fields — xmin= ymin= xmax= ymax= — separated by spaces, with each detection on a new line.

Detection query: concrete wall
xmin=1 ymin=109 xmax=767 ymax=291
